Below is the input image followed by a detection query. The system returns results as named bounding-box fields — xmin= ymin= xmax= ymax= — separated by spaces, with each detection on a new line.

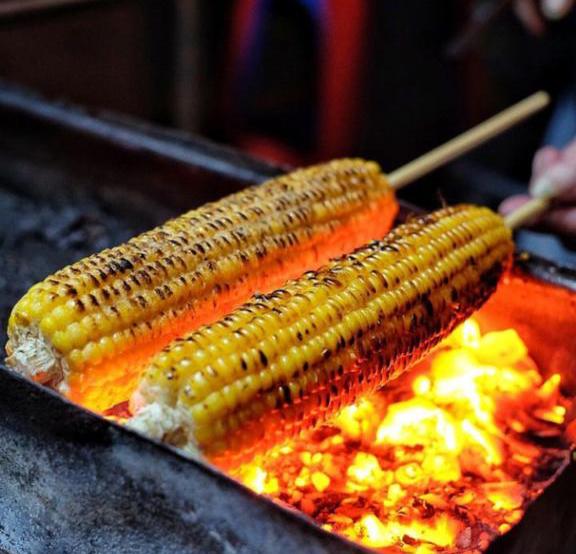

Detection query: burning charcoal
xmin=456 ymin=526 xmax=473 ymax=550
xmin=412 ymin=497 xmax=436 ymax=519
xmin=530 ymin=427 xmax=563 ymax=439
xmin=311 ymin=471 xmax=331 ymax=492
xmin=300 ymin=497 xmax=316 ymax=516
xmin=532 ymin=407 xmax=566 ymax=425
xmin=477 ymin=528 xmax=501 ymax=551
xmin=419 ymin=494 xmax=450 ymax=511
xmin=401 ymin=534 xmax=418 ymax=546
xmin=482 ymin=482 xmax=524 ymax=511
xmin=327 ymin=514 xmax=354 ymax=529
xmin=233 ymin=318 xmax=570 ymax=553
xmin=103 ymin=401 xmax=132 ymax=420
xmin=395 ymin=463 xmax=426 ymax=487
xmin=452 ymin=490 xmax=475 ymax=506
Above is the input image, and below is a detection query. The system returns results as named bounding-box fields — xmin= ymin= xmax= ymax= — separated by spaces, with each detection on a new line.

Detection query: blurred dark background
xmin=0 ymin=0 xmax=575 ymax=264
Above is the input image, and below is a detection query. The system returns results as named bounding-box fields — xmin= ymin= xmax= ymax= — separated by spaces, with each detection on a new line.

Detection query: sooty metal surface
xmin=487 ymin=458 xmax=576 ymax=554
xmin=0 ymin=81 xmax=575 ymax=554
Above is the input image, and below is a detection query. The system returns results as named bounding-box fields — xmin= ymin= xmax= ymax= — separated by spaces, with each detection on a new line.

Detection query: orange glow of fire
xmin=232 ymin=319 xmax=569 ymax=553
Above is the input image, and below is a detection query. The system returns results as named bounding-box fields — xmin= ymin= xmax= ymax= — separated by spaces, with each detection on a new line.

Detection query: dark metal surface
xmin=488 ymin=457 xmax=576 ymax=554
xmin=514 ymin=251 xmax=576 ymax=292
xmin=0 ymin=79 xmax=284 ymax=189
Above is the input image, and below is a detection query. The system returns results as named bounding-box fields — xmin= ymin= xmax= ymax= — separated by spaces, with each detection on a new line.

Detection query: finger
xmin=500 ymin=195 xmax=549 ymax=227
xmin=561 ymin=137 xmax=576 ymax=161
xmin=499 ymin=195 xmax=534 ymax=216
xmin=532 ymin=145 xmax=561 ymax=177
xmin=531 ymin=162 xmax=576 ymax=201
xmin=514 ymin=0 xmax=546 ymax=34
xmin=542 ymin=0 xmax=575 ymax=19
xmin=540 ymin=207 xmax=576 ymax=235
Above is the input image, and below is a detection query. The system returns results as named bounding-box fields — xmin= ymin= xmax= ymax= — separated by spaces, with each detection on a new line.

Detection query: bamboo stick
xmin=504 ymin=197 xmax=551 ymax=230
xmin=388 ymin=91 xmax=550 ymax=190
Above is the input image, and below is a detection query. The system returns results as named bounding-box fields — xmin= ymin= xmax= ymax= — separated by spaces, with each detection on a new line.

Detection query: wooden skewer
xmin=504 ymin=196 xmax=551 ymax=230
xmin=388 ymin=91 xmax=550 ymax=190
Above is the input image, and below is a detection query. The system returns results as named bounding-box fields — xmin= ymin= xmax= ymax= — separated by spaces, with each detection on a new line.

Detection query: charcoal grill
xmin=0 ymin=81 xmax=575 ymax=554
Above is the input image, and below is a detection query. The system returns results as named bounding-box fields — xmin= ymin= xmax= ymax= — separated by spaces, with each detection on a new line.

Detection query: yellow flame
xmin=334 ymin=398 xmax=379 ymax=442
xmin=376 ymin=398 xmax=461 ymax=455
xmin=358 ymin=513 xmax=459 ymax=549
xmin=484 ymin=482 xmax=524 ymax=511
xmin=447 ymin=318 xmax=482 ymax=350
xmin=242 ymin=465 xmax=279 ymax=495
xmin=461 ymin=419 xmax=503 ymax=466
xmin=244 ymin=466 xmax=268 ymax=494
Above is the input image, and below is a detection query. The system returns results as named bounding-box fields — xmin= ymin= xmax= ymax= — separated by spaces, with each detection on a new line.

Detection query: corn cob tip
xmin=127 ymin=401 xmax=203 ymax=460
xmin=6 ymin=324 xmax=69 ymax=388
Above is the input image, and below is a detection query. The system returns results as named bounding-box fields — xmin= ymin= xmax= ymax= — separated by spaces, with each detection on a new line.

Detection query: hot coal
xmin=232 ymin=319 xmax=571 ymax=553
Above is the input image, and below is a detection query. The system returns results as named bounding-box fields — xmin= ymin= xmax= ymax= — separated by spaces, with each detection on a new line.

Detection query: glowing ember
xmin=231 ymin=319 xmax=569 ymax=553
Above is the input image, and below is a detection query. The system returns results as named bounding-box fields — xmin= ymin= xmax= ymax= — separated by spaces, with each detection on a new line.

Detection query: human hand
xmin=499 ymin=138 xmax=576 ymax=236
xmin=514 ymin=0 xmax=575 ymax=35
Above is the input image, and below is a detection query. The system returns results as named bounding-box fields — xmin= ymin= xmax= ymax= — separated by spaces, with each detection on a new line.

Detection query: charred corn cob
xmin=129 ymin=205 xmax=513 ymax=466
xmin=6 ymin=159 xmax=396 ymax=412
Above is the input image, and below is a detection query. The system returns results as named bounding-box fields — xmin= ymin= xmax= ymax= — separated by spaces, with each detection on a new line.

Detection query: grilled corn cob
xmin=129 ymin=205 xmax=513 ymax=466
xmin=6 ymin=159 xmax=396 ymax=412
